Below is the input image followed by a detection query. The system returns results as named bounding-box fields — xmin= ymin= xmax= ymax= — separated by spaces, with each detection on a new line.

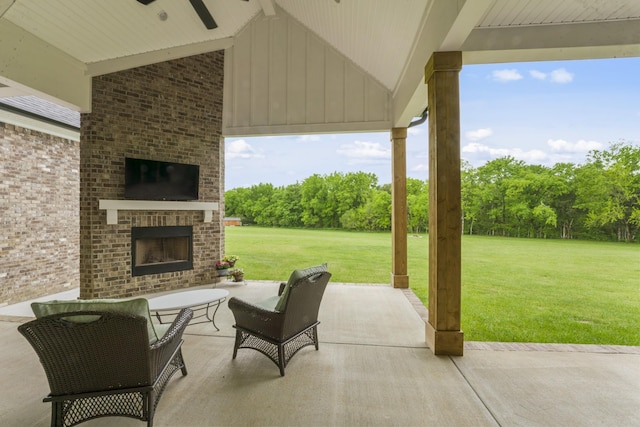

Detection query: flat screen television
xmin=125 ymin=157 xmax=199 ymax=201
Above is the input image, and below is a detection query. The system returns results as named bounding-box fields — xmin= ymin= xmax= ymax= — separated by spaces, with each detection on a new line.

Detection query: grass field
xmin=225 ymin=227 xmax=640 ymax=346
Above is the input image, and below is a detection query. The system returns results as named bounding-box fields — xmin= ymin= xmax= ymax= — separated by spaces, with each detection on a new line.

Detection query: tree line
xmin=225 ymin=142 xmax=640 ymax=242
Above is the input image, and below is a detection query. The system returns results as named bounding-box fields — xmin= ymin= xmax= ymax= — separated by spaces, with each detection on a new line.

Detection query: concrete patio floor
xmin=1 ymin=281 xmax=638 ymax=427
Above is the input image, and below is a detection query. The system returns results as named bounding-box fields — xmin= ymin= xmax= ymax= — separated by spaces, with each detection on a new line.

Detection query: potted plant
xmin=229 ymin=268 xmax=244 ymax=282
xmin=215 ymin=260 xmax=231 ymax=276
xmin=222 ymin=255 xmax=239 ymax=267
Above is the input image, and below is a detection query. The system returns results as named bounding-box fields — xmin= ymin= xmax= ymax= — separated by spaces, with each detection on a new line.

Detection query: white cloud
xmin=547 ymin=139 xmax=603 ymax=152
xmin=529 ymin=68 xmax=573 ymax=83
xmin=465 ymin=128 xmax=493 ymax=141
xmin=297 ymin=135 xmax=321 ymax=142
xmin=530 ymin=70 xmax=547 ymax=80
xmin=412 ymin=164 xmax=429 ymax=172
xmin=407 ymin=126 xmax=423 ymax=136
xmin=336 ymin=140 xmax=391 ymax=164
xmin=492 ymin=69 xmax=523 ymax=82
xmin=462 ymin=143 xmax=548 ymax=163
xmin=462 ymin=140 xmax=612 ymax=167
xmin=512 ymin=148 xmax=549 ymax=163
xmin=550 ymin=68 xmax=574 ymax=83
xmin=462 ymin=142 xmax=509 ymax=156
xmin=225 ymin=139 xmax=263 ymax=160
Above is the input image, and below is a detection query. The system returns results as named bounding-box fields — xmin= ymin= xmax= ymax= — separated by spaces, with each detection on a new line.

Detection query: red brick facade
xmin=79 ymin=51 xmax=226 ymax=298
xmin=0 ymin=123 xmax=80 ymax=305
xmin=1 ymin=51 xmax=225 ymax=304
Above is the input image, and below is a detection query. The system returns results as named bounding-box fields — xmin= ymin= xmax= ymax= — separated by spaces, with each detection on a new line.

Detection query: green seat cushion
xmin=31 ymin=298 xmax=159 ymax=343
xmin=275 ymin=263 xmax=327 ymax=312
xmin=154 ymin=323 xmax=172 ymax=341
xmin=255 ymin=295 xmax=280 ymax=312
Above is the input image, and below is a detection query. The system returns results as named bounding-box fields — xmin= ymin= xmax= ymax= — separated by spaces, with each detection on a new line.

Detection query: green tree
xmin=246 ymin=183 xmax=277 ymax=226
xmin=532 ymin=202 xmax=557 ymax=238
xmin=225 ymin=145 xmax=639 ymax=242
xmin=461 ymin=161 xmax=483 ymax=235
xmin=407 ymin=178 xmax=429 ymax=233
xmin=273 ymin=183 xmax=304 ymax=227
xmin=327 ymin=171 xmax=377 ymax=228
xmin=300 ymin=174 xmax=329 ymax=228
xmin=576 ymin=142 xmax=640 ymax=242
xmin=550 ymin=163 xmax=580 ymax=239
xmin=224 ymin=187 xmax=252 ymax=223
xmin=471 ymin=157 xmax=525 ymax=236
xmin=504 ymin=165 xmax=565 ymax=238
xmin=362 ymin=190 xmax=392 ymax=230
xmin=300 ymin=172 xmax=377 ymax=228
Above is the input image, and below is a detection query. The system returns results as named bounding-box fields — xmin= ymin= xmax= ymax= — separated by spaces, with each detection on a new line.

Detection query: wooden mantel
xmin=98 ymin=200 xmax=219 ymax=225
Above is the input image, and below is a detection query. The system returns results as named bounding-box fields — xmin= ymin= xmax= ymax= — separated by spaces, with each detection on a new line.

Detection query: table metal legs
xmin=153 ymin=297 xmax=226 ymax=331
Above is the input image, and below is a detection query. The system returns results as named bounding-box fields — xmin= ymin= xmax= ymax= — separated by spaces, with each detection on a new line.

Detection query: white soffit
xmin=463 ymin=0 xmax=640 ymax=64
xmin=2 ymin=0 xmax=261 ymax=64
xmin=478 ymin=0 xmax=640 ymax=27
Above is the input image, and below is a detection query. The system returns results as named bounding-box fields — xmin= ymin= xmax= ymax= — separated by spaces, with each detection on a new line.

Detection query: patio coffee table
xmin=147 ymin=288 xmax=229 ymax=331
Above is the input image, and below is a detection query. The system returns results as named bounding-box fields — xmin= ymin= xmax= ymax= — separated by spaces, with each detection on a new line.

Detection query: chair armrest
xmin=228 ymin=297 xmax=284 ymax=340
xmin=149 ymin=308 xmax=193 ymax=378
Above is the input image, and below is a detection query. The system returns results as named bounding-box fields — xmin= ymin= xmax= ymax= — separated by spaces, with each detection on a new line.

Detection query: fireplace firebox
xmin=131 ymin=226 xmax=193 ymax=276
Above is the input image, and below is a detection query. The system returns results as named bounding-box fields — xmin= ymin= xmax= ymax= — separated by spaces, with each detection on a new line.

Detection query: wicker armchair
xmin=228 ymin=268 xmax=331 ymax=376
xmin=18 ymin=308 xmax=193 ymax=427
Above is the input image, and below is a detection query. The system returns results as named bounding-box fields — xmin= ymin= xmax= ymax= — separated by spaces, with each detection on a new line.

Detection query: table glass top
xmin=147 ymin=288 xmax=229 ymax=311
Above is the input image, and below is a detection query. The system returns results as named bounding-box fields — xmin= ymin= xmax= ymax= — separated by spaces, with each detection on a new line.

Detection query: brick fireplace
xmin=79 ymin=51 xmax=225 ymax=299
xmin=131 ymin=226 xmax=193 ymax=277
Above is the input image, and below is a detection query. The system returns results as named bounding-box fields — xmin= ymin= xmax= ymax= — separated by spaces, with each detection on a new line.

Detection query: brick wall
xmin=0 ymin=122 xmax=80 ymax=305
xmin=80 ymin=51 xmax=225 ymax=299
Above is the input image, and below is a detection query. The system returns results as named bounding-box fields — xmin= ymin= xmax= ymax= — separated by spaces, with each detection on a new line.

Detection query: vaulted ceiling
xmin=1 ymin=0 xmax=639 ymax=132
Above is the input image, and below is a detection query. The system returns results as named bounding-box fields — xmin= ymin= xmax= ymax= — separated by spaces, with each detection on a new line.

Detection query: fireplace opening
xmin=131 ymin=226 xmax=193 ymax=276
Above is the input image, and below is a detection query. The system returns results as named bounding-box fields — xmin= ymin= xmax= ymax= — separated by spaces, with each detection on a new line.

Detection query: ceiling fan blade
xmin=189 ymin=0 xmax=217 ymax=29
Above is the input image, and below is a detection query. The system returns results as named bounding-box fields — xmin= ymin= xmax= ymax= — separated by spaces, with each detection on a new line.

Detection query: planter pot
xmin=232 ymin=275 xmax=244 ymax=282
xmin=217 ymin=269 xmax=229 ymax=276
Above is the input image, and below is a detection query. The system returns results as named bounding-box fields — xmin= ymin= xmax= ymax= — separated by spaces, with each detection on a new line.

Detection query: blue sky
xmin=225 ymin=57 xmax=640 ymax=190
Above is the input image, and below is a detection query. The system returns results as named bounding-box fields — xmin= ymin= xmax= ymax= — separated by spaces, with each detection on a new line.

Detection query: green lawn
xmin=225 ymin=227 xmax=640 ymax=346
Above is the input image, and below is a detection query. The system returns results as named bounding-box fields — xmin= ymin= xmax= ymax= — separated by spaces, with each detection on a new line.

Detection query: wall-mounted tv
xmin=125 ymin=157 xmax=199 ymax=201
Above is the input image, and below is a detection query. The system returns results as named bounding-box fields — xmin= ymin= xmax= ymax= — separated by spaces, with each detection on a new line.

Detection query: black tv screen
xmin=125 ymin=158 xmax=199 ymax=201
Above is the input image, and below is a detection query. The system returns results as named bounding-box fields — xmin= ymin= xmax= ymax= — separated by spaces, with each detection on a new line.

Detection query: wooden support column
xmin=424 ymin=51 xmax=464 ymax=356
xmin=391 ymin=127 xmax=408 ymax=288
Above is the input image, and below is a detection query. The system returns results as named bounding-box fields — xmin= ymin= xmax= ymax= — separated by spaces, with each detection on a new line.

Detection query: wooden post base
xmin=425 ymin=322 xmax=464 ymax=356
xmin=391 ymin=273 xmax=409 ymax=288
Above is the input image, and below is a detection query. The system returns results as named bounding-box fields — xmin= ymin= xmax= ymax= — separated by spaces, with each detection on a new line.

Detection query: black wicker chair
xmin=228 ymin=269 xmax=331 ymax=376
xmin=18 ymin=308 xmax=192 ymax=427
